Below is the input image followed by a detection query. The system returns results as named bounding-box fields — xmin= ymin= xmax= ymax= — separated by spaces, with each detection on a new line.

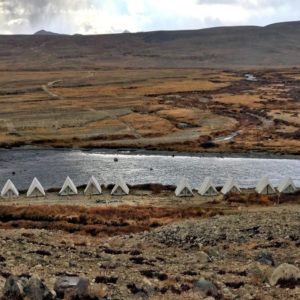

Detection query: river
xmin=0 ymin=149 xmax=299 ymax=190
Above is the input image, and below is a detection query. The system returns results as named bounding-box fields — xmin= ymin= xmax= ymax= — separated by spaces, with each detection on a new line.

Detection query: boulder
xmin=2 ymin=275 xmax=27 ymax=299
xmin=54 ymin=276 xmax=89 ymax=298
xmin=269 ymin=263 xmax=300 ymax=287
xmin=193 ymin=279 xmax=219 ymax=298
xmin=23 ymin=275 xmax=56 ymax=300
xmin=1 ymin=275 xmax=55 ymax=300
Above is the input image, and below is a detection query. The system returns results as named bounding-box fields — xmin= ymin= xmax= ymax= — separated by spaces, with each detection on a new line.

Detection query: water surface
xmin=0 ymin=149 xmax=299 ymax=190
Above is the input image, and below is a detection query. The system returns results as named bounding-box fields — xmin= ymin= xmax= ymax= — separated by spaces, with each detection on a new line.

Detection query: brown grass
xmin=0 ymin=204 xmax=220 ymax=237
xmin=224 ymin=193 xmax=274 ymax=205
xmin=0 ymin=68 xmax=299 ymax=154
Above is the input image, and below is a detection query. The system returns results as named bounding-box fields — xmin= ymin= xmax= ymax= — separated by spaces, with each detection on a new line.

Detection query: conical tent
xmin=255 ymin=176 xmax=276 ymax=195
xmin=221 ymin=177 xmax=241 ymax=195
xmin=1 ymin=179 xmax=19 ymax=198
xmin=111 ymin=177 xmax=129 ymax=195
xmin=59 ymin=176 xmax=78 ymax=196
xmin=277 ymin=176 xmax=297 ymax=194
xmin=27 ymin=177 xmax=46 ymax=197
xmin=84 ymin=176 xmax=102 ymax=195
xmin=175 ymin=177 xmax=193 ymax=197
xmin=198 ymin=177 xmax=218 ymax=196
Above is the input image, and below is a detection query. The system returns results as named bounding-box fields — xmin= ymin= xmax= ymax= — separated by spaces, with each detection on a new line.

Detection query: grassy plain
xmin=0 ymin=68 xmax=299 ymax=154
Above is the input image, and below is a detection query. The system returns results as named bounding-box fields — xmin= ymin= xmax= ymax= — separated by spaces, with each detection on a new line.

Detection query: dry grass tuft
xmin=0 ymin=204 xmax=218 ymax=237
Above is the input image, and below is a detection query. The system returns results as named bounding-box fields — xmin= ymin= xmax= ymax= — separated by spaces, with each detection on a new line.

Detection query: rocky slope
xmin=0 ymin=205 xmax=300 ymax=299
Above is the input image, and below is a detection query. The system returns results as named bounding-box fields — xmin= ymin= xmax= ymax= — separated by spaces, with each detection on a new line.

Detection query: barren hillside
xmin=1 ymin=21 xmax=300 ymax=70
xmin=0 ymin=21 xmax=299 ymax=154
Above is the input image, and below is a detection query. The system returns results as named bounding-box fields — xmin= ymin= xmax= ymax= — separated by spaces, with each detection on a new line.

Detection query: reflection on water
xmin=0 ymin=149 xmax=299 ymax=190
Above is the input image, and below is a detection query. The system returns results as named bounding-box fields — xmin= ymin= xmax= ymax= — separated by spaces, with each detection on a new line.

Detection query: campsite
xmin=0 ymin=2 xmax=300 ymax=298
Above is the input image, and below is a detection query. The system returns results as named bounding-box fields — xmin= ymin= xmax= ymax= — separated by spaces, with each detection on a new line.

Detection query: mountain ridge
xmin=33 ymin=29 xmax=63 ymax=36
xmin=1 ymin=20 xmax=300 ymax=70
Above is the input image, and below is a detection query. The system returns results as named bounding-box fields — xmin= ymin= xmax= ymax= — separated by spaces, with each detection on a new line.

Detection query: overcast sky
xmin=0 ymin=0 xmax=300 ymax=34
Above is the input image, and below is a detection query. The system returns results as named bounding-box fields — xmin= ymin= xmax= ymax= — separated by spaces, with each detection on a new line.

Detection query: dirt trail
xmin=41 ymin=80 xmax=62 ymax=99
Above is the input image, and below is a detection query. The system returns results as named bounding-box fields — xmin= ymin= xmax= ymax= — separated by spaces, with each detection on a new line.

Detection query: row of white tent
xmin=0 ymin=176 xmax=129 ymax=198
xmin=176 ymin=176 xmax=297 ymax=196
xmin=0 ymin=175 xmax=298 ymax=198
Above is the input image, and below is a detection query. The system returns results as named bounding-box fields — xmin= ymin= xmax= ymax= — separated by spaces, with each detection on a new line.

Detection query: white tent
xmin=175 ymin=177 xmax=193 ymax=197
xmin=198 ymin=177 xmax=218 ymax=196
xmin=111 ymin=177 xmax=129 ymax=195
xmin=84 ymin=176 xmax=102 ymax=195
xmin=59 ymin=176 xmax=78 ymax=196
xmin=27 ymin=177 xmax=46 ymax=197
xmin=1 ymin=179 xmax=19 ymax=198
xmin=255 ymin=176 xmax=276 ymax=195
xmin=277 ymin=176 xmax=297 ymax=194
xmin=221 ymin=177 xmax=241 ymax=195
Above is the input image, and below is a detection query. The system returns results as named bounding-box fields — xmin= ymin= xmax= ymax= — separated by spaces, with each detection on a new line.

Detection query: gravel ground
xmin=0 ymin=205 xmax=300 ymax=299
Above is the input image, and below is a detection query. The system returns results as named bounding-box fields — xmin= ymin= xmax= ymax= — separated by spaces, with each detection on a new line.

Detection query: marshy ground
xmin=0 ymin=68 xmax=299 ymax=155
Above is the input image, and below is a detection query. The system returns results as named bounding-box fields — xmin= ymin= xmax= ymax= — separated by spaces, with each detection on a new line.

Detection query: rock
xmin=269 ymin=263 xmax=300 ymax=287
xmin=95 ymin=275 xmax=118 ymax=284
xmin=255 ymin=251 xmax=275 ymax=266
xmin=198 ymin=251 xmax=210 ymax=263
xmin=54 ymin=276 xmax=89 ymax=298
xmin=69 ymin=261 xmax=77 ymax=268
xmin=2 ymin=275 xmax=56 ymax=300
xmin=24 ymin=275 xmax=56 ymax=300
xmin=2 ymin=275 xmax=28 ymax=299
xmin=176 ymin=122 xmax=195 ymax=129
xmin=193 ymin=279 xmax=219 ymax=298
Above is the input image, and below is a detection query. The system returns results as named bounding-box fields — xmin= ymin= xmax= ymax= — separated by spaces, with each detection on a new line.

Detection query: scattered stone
xmin=269 ymin=263 xmax=300 ymax=288
xmin=94 ymin=276 xmax=118 ymax=284
xmin=0 ymin=270 xmax=11 ymax=279
xmin=129 ymin=256 xmax=146 ymax=265
xmin=103 ymin=248 xmax=122 ymax=255
xmin=255 ymin=251 xmax=275 ymax=266
xmin=127 ymin=283 xmax=147 ymax=295
xmin=69 ymin=261 xmax=77 ymax=268
xmin=193 ymin=279 xmax=220 ymax=298
xmin=128 ymin=249 xmax=142 ymax=256
xmin=182 ymin=270 xmax=198 ymax=276
xmin=31 ymin=250 xmax=52 ymax=256
xmin=176 ymin=122 xmax=195 ymax=129
xmin=1 ymin=208 xmax=300 ymax=299
xmin=198 ymin=251 xmax=210 ymax=263
xmin=224 ymin=281 xmax=244 ymax=289
xmin=140 ymin=270 xmax=168 ymax=281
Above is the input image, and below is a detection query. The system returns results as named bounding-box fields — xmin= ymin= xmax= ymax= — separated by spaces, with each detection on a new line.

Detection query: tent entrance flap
xmin=115 ymin=186 xmax=125 ymax=195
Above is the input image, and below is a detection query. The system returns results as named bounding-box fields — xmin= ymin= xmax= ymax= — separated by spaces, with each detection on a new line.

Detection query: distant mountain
xmin=33 ymin=30 xmax=62 ymax=36
xmin=2 ymin=21 xmax=300 ymax=70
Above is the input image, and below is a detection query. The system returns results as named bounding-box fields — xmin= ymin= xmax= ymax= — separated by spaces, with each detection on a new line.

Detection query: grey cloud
xmin=197 ymin=0 xmax=299 ymax=9
xmin=1 ymin=0 xmax=300 ymax=34
xmin=0 ymin=0 xmax=96 ymax=33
